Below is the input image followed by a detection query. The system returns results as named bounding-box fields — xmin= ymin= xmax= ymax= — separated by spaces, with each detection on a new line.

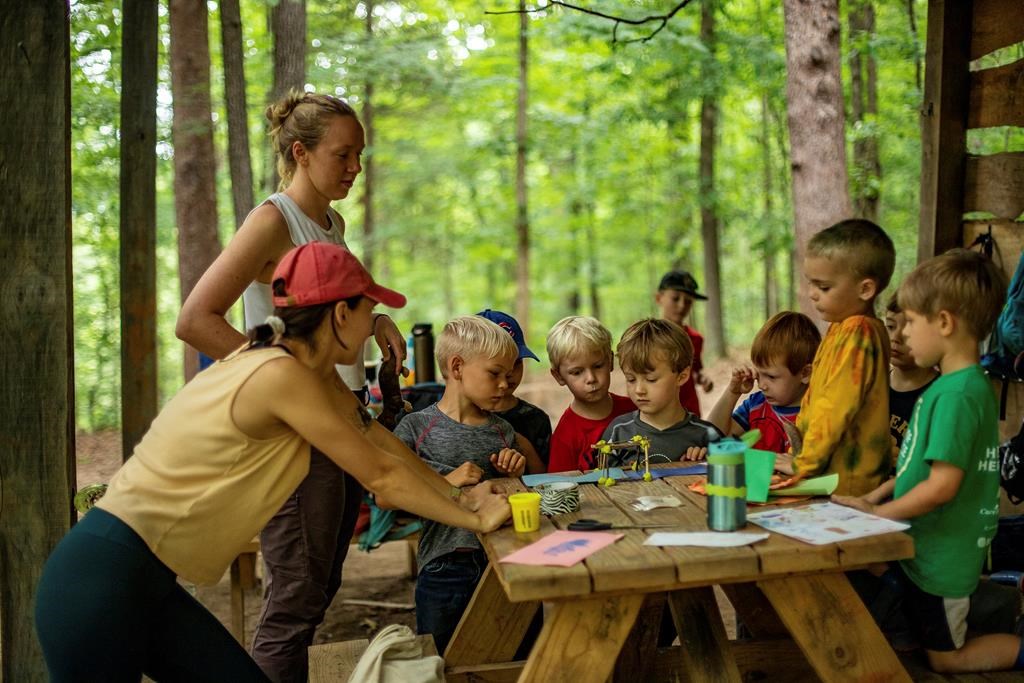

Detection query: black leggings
xmin=34 ymin=508 xmax=269 ymax=682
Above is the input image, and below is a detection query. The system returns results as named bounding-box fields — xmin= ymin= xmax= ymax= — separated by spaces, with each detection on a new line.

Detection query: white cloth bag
xmin=347 ymin=624 xmax=445 ymax=683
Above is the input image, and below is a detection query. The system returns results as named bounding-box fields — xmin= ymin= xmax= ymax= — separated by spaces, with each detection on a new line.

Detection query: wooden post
xmin=918 ymin=0 xmax=973 ymax=261
xmin=0 ymin=1 xmax=75 ymax=677
xmin=120 ymin=0 xmax=159 ymax=460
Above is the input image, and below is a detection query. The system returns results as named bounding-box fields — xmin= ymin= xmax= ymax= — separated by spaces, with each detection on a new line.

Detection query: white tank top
xmin=241 ymin=193 xmax=365 ymax=389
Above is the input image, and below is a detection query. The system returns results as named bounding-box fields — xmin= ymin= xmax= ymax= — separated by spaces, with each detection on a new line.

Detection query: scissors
xmin=566 ymin=518 xmax=680 ymax=532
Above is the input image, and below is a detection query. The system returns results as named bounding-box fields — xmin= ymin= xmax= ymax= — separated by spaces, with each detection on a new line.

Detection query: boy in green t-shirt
xmin=834 ymin=249 xmax=1021 ymax=674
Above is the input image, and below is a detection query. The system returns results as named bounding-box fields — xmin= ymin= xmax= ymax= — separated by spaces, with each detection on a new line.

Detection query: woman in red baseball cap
xmin=35 ymin=243 xmax=511 ymax=681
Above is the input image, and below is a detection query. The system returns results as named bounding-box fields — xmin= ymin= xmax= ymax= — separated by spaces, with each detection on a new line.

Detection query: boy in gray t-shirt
xmin=602 ymin=318 xmax=723 ymax=467
xmin=393 ymin=316 xmax=526 ymax=653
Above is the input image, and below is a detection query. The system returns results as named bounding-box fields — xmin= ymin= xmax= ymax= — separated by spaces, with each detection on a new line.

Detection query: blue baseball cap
xmin=476 ymin=309 xmax=540 ymax=361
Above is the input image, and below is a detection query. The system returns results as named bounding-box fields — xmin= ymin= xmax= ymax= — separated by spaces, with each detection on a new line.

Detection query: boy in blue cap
xmin=477 ymin=309 xmax=551 ymax=473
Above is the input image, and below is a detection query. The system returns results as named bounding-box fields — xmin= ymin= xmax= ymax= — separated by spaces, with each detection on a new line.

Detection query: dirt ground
xmin=75 ymin=352 xmax=746 ymax=648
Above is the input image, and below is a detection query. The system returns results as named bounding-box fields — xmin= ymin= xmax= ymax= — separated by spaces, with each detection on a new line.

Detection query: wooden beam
xmin=0 ymin=1 xmax=75 ymax=678
xmin=759 ymin=573 xmax=911 ymax=682
xmin=667 ymin=587 xmax=743 ymax=682
xmin=971 ymin=0 xmax=1024 ymax=60
xmin=919 ymin=0 xmax=973 ymax=261
xmin=119 ymin=0 xmax=159 ymax=460
xmin=965 ymin=153 xmax=1024 ymax=220
xmin=968 ymin=58 xmax=1024 ymax=129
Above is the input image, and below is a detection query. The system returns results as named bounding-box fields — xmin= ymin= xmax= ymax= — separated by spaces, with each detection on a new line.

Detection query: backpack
xmin=981 ymin=247 xmax=1024 ymax=382
xmin=998 ymin=420 xmax=1024 ymax=505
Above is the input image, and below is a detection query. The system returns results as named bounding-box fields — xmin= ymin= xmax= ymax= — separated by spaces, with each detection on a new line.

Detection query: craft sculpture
xmin=590 ymin=434 xmax=653 ymax=486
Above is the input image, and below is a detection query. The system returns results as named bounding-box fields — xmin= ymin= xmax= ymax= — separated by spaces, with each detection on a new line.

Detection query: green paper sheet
xmin=744 ymin=448 xmax=776 ymax=503
xmin=770 ymin=473 xmax=840 ymax=497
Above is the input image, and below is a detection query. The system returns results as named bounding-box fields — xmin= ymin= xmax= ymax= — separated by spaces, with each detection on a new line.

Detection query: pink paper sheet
xmin=498 ymin=530 xmax=623 ymax=567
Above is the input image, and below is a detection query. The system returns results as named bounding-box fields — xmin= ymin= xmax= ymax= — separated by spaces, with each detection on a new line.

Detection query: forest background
xmin=70 ymin=0 xmax=1017 ymax=431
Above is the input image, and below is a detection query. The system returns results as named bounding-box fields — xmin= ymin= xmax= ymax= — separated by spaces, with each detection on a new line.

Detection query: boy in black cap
xmin=655 ymin=270 xmax=714 ymax=417
xmin=477 ymin=309 xmax=551 ymax=473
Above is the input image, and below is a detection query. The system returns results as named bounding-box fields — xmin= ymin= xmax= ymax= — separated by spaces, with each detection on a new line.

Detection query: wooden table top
xmin=479 ymin=468 xmax=914 ymax=603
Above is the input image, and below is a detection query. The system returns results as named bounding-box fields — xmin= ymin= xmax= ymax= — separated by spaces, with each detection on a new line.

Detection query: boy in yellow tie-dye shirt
xmin=776 ymin=219 xmax=895 ymax=496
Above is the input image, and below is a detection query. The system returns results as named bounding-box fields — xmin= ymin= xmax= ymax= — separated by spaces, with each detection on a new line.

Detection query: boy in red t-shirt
xmin=546 ymin=316 xmax=634 ymax=473
xmin=655 ymin=271 xmax=713 ymax=416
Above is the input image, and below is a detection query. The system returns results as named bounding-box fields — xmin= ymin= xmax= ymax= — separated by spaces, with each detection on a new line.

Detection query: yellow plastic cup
xmin=508 ymin=492 xmax=541 ymax=533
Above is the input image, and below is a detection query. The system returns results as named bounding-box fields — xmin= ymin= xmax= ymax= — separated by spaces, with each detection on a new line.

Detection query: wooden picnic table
xmin=443 ymin=467 xmax=915 ymax=683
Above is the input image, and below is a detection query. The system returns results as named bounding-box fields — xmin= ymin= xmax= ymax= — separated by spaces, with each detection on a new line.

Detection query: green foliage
xmin=71 ymin=0 xmax=929 ymax=430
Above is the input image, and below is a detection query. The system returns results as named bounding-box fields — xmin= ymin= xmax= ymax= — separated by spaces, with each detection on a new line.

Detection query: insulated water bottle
xmin=707 ymin=440 xmax=747 ymax=531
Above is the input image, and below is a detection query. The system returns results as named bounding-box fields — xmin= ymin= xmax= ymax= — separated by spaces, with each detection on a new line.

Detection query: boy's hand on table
xmin=773 ymin=452 xmax=794 ymax=475
xmin=769 ymin=472 xmax=802 ymax=490
xmin=446 ymin=462 xmax=483 ymax=487
xmin=727 ymin=367 xmax=755 ymax=395
xmin=491 ymin=448 xmax=526 ymax=477
xmin=682 ymin=446 xmax=707 ymax=461
xmin=831 ymin=495 xmax=876 ymax=514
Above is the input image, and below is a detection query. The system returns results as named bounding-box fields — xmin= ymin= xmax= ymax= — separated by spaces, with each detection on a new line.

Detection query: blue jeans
xmin=415 ymin=549 xmax=487 ymax=654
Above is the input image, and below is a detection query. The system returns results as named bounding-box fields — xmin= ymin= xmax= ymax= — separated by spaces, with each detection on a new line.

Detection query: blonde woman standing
xmin=177 ymin=93 xmax=402 ymax=682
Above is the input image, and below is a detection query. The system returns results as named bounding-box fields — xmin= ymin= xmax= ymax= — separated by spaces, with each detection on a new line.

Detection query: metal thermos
xmin=411 ymin=323 xmax=436 ymax=383
xmin=707 ymin=440 xmax=747 ymax=531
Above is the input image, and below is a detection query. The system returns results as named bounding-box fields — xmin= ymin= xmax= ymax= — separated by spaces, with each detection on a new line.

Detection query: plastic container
xmin=508 ymin=492 xmax=541 ymax=532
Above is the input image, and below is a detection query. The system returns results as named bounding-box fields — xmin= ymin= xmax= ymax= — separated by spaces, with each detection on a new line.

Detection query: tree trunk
xmin=782 ymin=0 xmax=851 ymax=318
xmin=1 ymin=2 xmax=75 ymax=677
xmin=121 ymin=0 xmax=159 ymax=458
xmin=906 ymin=0 xmax=922 ymax=93
xmin=269 ymin=0 xmax=306 ymax=192
xmin=170 ymin=0 xmax=221 ymax=381
xmin=699 ymin=0 xmax=725 ymax=359
xmin=362 ymin=0 xmax=376 ymax=272
xmin=761 ymin=91 xmax=779 ymax=319
xmin=220 ymin=0 xmax=255 ymax=229
xmin=514 ymin=0 xmax=530 ymax=335
xmin=848 ymin=0 xmax=880 ymax=222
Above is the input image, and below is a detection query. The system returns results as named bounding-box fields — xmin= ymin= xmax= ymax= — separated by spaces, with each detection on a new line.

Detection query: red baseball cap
xmin=272 ymin=242 xmax=406 ymax=309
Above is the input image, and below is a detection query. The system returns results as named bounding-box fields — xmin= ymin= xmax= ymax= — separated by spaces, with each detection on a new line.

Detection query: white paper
xmin=630 ymin=495 xmax=683 ymax=511
xmin=746 ymin=502 xmax=910 ymax=545
xmin=643 ymin=532 xmax=770 ymax=547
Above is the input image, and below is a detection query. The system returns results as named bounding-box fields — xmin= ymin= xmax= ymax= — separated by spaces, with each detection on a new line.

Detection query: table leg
xmin=721 ymin=582 xmax=788 ymax=639
xmin=518 ymin=593 xmax=644 ymax=683
xmin=667 ymin=587 xmax=743 ymax=682
xmin=445 ymin=564 xmax=540 ymax=666
xmin=758 ymin=573 xmax=911 ymax=682
xmin=613 ymin=593 xmax=666 ymax=682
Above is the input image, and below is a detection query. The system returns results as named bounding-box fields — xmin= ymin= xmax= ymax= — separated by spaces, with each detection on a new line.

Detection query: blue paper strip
xmin=621 ymin=464 xmax=708 ymax=480
xmin=522 ymin=468 xmax=627 ymax=487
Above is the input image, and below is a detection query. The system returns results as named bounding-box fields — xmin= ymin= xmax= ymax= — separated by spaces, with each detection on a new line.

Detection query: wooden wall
xmin=920 ymin=0 xmax=1024 ymax=514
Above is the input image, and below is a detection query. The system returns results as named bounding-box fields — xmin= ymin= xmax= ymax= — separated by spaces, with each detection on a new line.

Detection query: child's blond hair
xmin=435 ymin=315 xmax=518 ymax=379
xmin=750 ymin=312 xmax=821 ymax=375
xmin=898 ymin=248 xmax=1007 ymax=341
xmin=546 ymin=316 xmax=613 ymax=369
xmin=617 ymin=318 xmax=693 ymax=374
xmin=807 ymin=218 xmax=896 ymax=293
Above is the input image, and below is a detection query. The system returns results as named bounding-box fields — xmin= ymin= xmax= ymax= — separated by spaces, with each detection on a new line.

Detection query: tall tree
xmin=268 ymin=0 xmax=306 ymax=193
xmin=782 ymin=0 xmax=851 ymax=317
xmin=120 ymin=0 xmax=159 ymax=458
xmin=1 ymin=1 xmax=75 ymax=676
xmin=169 ymin=0 xmax=221 ymax=380
xmin=699 ymin=0 xmax=725 ymax=359
xmin=514 ymin=0 xmax=530 ymax=334
xmin=220 ymin=0 xmax=255 ymax=228
xmin=848 ymin=0 xmax=880 ymax=222
xmin=761 ymin=91 xmax=779 ymax=319
xmin=362 ymin=0 xmax=377 ymax=272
